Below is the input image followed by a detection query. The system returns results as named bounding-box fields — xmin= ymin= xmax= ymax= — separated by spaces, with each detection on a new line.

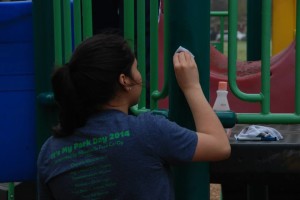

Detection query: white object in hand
xmin=175 ymin=46 xmax=195 ymax=58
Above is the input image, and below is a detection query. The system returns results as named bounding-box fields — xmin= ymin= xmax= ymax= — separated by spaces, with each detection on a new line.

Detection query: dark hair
xmin=51 ymin=33 xmax=135 ymax=137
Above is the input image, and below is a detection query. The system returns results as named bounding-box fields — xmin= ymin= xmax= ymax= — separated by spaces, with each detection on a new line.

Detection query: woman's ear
xmin=119 ymin=74 xmax=132 ymax=92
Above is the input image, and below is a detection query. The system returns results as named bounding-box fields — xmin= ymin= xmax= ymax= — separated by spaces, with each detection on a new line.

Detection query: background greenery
xmin=223 ymin=41 xmax=247 ymax=61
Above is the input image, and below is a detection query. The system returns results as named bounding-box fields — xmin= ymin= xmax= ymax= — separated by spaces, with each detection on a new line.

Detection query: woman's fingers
xmin=178 ymin=51 xmax=188 ymax=64
xmin=173 ymin=51 xmax=200 ymax=91
xmin=173 ymin=53 xmax=180 ymax=67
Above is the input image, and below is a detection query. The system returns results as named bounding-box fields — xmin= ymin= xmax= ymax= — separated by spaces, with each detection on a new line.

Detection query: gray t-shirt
xmin=37 ymin=110 xmax=198 ymax=200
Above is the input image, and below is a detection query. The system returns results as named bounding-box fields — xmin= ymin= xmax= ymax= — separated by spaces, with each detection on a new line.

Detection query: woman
xmin=37 ymin=33 xmax=230 ymax=200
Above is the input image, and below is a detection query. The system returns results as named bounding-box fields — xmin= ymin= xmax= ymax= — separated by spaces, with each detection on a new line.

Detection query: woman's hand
xmin=173 ymin=51 xmax=200 ymax=92
xmin=173 ymin=51 xmax=231 ymax=161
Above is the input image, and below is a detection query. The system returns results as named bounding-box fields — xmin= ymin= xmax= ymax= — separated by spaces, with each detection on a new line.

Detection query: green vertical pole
xmin=137 ymin=0 xmax=147 ymax=109
xmin=53 ymin=0 xmax=63 ymax=65
xmin=123 ymin=0 xmax=135 ymax=49
xmin=63 ymin=0 xmax=72 ymax=63
xmin=82 ymin=0 xmax=93 ymax=39
xmin=247 ymin=0 xmax=262 ymax=61
xmin=260 ymin=0 xmax=271 ymax=114
xmin=150 ymin=0 xmax=159 ymax=109
xmin=73 ymin=0 xmax=83 ymax=47
xmin=33 ymin=0 xmax=58 ymax=151
xmin=165 ymin=0 xmax=210 ymax=199
xmin=8 ymin=183 xmax=14 ymax=200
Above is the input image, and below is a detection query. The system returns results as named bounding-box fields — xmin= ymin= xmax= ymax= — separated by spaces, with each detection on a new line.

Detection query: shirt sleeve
xmin=138 ymin=113 xmax=198 ymax=164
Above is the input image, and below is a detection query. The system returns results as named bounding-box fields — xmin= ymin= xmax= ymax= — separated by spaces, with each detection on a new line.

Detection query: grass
xmin=223 ymin=41 xmax=247 ymax=61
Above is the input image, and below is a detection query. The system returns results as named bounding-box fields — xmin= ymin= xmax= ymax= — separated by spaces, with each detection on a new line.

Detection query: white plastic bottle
xmin=213 ymin=81 xmax=232 ymax=137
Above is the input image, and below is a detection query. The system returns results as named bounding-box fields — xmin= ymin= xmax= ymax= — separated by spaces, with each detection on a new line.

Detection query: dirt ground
xmin=210 ymin=184 xmax=221 ymax=200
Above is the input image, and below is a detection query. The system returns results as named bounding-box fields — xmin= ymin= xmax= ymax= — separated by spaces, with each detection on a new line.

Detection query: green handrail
xmin=228 ymin=0 xmax=300 ymax=124
xmin=228 ymin=0 xmax=264 ymax=103
xmin=211 ymin=11 xmax=228 ymax=17
xmin=228 ymin=0 xmax=262 ymax=103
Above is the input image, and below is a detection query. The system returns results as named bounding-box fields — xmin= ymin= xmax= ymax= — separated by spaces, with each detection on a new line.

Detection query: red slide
xmin=210 ymin=41 xmax=296 ymax=113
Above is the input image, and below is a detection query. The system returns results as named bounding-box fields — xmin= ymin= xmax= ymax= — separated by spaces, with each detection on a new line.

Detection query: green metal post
xmin=165 ymin=0 xmax=210 ymax=199
xmin=32 ymin=0 xmax=58 ymax=150
xmin=82 ymin=0 xmax=93 ymax=39
xmin=123 ymin=0 xmax=135 ymax=49
xmin=8 ymin=183 xmax=14 ymax=200
xmin=260 ymin=0 xmax=271 ymax=114
xmin=53 ymin=0 xmax=63 ymax=65
xmin=63 ymin=0 xmax=72 ymax=63
xmin=73 ymin=0 xmax=83 ymax=47
xmin=137 ymin=0 xmax=146 ymax=109
xmin=149 ymin=0 xmax=159 ymax=109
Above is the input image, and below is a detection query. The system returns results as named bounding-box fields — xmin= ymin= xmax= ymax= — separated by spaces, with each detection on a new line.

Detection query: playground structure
xmin=0 ymin=0 xmax=300 ymax=199
xmin=210 ymin=40 xmax=297 ymax=113
xmin=210 ymin=0 xmax=298 ymax=114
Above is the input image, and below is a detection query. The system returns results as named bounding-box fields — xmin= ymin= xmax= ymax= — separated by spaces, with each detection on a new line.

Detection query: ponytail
xmin=51 ymin=65 xmax=93 ymax=137
xmin=51 ymin=33 xmax=135 ymax=137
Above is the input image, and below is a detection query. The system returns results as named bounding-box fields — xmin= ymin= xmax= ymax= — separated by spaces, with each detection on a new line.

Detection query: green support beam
xmin=32 ymin=0 xmax=58 ymax=150
xmin=165 ymin=0 xmax=211 ymax=199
